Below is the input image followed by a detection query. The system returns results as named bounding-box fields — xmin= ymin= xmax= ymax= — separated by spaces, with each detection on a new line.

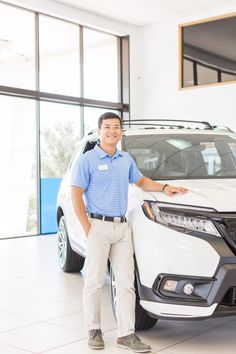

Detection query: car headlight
xmin=142 ymin=201 xmax=221 ymax=237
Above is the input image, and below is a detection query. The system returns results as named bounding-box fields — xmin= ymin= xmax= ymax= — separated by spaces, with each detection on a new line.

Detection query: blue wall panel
xmin=40 ymin=178 xmax=62 ymax=234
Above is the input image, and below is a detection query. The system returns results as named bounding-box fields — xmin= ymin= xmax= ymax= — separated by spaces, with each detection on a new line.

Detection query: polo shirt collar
xmin=95 ymin=144 xmax=123 ymax=159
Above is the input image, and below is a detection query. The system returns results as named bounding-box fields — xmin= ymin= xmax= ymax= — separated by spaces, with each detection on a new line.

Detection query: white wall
xmin=133 ymin=8 xmax=236 ymax=131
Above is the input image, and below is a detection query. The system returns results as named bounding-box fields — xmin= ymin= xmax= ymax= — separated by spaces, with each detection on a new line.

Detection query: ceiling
xmin=54 ymin=0 xmax=236 ymax=26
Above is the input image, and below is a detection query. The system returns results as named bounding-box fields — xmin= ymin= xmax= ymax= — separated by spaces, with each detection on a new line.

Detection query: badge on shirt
xmin=98 ymin=164 xmax=109 ymax=171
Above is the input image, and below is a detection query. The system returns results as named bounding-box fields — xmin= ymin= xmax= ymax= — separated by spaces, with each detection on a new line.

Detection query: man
xmin=71 ymin=112 xmax=188 ymax=352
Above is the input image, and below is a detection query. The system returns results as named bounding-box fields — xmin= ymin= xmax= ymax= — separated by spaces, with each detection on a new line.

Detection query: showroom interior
xmin=1 ymin=0 xmax=236 ymax=353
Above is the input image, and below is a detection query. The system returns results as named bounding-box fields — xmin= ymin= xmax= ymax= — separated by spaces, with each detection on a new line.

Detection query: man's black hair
xmin=98 ymin=112 xmax=122 ymax=129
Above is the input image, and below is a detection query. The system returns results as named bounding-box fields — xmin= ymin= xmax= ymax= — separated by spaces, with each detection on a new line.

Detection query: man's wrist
xmin=84 ymin=223 xmax=91 ymax=236
xmin=162 ymin=184 xmax=169 ymax=192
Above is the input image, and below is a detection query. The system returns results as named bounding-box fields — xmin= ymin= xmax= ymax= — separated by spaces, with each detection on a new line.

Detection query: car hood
xmin=148 ymin=178 xmax=236 ymax=212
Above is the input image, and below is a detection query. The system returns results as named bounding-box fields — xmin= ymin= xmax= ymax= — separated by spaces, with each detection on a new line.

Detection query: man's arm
xmin=135 ymin=176 xmax=188 ymax=196
xmin=71 ymin=186 xmax=91 ymax=236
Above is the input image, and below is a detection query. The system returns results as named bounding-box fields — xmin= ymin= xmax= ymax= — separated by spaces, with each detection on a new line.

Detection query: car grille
xmin=221 ymin=287 xmax=236 ymax=306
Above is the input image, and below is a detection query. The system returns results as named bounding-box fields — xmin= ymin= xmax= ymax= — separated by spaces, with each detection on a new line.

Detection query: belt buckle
xmin=114 ymin=217 xmax=120 ymax=223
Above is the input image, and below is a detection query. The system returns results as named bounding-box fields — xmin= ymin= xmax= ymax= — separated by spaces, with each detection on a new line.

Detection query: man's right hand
xmin=84 ymin=223 xmax=91 ymax=237
xmin=71 ymin=187 xmax=92 ymax=238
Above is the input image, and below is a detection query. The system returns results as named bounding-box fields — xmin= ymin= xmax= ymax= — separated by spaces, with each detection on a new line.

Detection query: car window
xmin=68 ymin=139 xmax=86 ymax=170
xmin=228 ymin=142 xmax=236 ymax=160
xmin=83 ymin=140 xmax=97 ymax=154
xmin=68 ymin=137 xmax=98 ymax=172
xmin=122 ymin=134 xmax=236 ymax=180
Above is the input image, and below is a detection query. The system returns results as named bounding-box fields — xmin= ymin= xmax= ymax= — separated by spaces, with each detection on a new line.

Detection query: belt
xmin=89 ymin=213 xmax=127 ymax=223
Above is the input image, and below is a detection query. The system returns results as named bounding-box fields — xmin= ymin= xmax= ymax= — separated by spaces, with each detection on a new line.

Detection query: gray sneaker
xmin=88 ymin=329 xmax=104 ymax=350
xmin=117 ymin=333 xmax=151 ymax=353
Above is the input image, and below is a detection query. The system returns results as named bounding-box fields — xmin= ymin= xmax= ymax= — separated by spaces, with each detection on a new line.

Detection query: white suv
xmin=57 ymin=119 xmax=236 ymax=330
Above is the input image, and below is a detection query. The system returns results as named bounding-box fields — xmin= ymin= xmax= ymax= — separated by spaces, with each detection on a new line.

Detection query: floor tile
xmin=105 ymin=321 xmax=205 ymax=351
xmin=0 ymin=278 xmax=41 ymax=292
xmin=0 ymin=312 xmax=38 ymax=333
xmin=2 ymin=297 xmax=81 ymax=321
xmin=14 ymin=282 xmax=84 ymax=303
xmin=0 ymin=323 xmax=85 ymax=353
xmin=41 ymin=337 xmax=155 ymax=354
xmin=1 ymin=235 xmax=236 ymax=354
xmin=0 ymin=342 xmax=32 ymax=354
xmin=0 ymin=291 xmax=34 ymax=312
xmin=163 ymin=319 xmax=236 ymax=354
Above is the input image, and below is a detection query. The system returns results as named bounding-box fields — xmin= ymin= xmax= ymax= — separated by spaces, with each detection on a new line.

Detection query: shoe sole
xmin=88 ymin=345 xmax=104 ymax=350
xmin=117 ymin=344 xmax=151 ymax=353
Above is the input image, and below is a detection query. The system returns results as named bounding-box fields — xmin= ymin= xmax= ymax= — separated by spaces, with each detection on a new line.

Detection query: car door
xmin=66 ymin=137 xmax=98 ymax=254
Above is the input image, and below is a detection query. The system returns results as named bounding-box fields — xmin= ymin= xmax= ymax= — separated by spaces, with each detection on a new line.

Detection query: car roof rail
xmin=212 ymin=125 xmax=235 ymax=133
xmin=122 ymin=119 xmax=213 ymax=130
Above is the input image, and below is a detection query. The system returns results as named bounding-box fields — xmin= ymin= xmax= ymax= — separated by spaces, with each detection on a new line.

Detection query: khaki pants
xmin=83 ymin=218 xmax=135 ymax=337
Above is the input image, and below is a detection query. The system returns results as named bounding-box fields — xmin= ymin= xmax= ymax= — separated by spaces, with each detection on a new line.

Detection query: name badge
xmin=98 ymin=164 xmax=108 ymax=171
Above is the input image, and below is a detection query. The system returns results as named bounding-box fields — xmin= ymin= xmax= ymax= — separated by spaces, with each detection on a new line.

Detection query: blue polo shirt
xmin=71 ymin=144 xmax=143 ymax=217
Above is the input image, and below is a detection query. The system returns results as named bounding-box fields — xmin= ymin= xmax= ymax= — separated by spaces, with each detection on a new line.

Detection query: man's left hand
xmin=163 ymin=185 xmax=188 ymax=196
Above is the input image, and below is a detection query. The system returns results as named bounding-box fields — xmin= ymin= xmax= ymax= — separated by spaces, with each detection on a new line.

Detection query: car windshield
xmin=122 ymin=133 xmax=236 ymax=180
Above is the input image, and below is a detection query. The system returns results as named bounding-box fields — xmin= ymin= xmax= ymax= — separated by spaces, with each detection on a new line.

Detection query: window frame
xmin=0 ymin=0 xmax=130 ymax=237
xmin=179 ymin=12 xmax=236 ymax=90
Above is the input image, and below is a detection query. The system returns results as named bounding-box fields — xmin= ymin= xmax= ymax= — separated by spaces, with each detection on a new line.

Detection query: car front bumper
xmin=136 ymin=258 xmax=236 ymax=319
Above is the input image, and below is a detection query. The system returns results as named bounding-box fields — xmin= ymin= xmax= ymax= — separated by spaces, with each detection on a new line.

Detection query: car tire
xmin=110 ymin=267 xmax=157 ymax=330
xmin=57 ymin=216 xmax=85 ymax=272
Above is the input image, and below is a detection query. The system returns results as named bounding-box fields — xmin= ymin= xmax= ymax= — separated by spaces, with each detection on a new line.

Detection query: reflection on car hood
xmin=148 ymin=179 xmax=236 ymax=212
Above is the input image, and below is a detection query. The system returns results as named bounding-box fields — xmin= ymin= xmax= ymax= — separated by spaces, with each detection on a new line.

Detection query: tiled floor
xmin=1 ymin=235 xmax=236 ymax=354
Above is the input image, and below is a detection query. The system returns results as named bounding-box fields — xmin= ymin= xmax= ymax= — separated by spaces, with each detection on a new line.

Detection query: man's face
xmin=98 ymin=118 xmax=122 ymax=146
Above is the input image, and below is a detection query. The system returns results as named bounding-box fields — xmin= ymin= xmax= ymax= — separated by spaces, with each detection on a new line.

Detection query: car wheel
xmin=110 ymin=266 xmax=157 ymax=330
xmin=57 ymin=216 xmax=85 ymax=272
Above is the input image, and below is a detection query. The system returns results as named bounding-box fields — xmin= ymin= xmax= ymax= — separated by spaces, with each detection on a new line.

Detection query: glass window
xmin=0 ymin=1 xmax=126 ymax=237
xmin=228 ymin=140 xmax=236 ymax=159
xmin=40 ymin=102 xmax=81 ymax=233
xmin=122 ymin=134 xmax=236 ymax=180
xmin=0 ymin=3 xmax=35 ymax=89
xmin=40 ymin=102 xmax=81 ymax=178
xmin=221 ymin=72 xmax=236 ymax=82
xmin=201 ymin=143 xmax=222 ymax=175
xmin=183 ymin=59 xmax=194 ymax=87
xmin=0 ymin=96 xmax=37 ymax=238
xmin=181 ymin=15 xmax=236 ymax=88
xmin=197 ymin=64 xmax=218 ymax=86
xmin=83 ymin=28 xmax=119 ymax=102
xmin=39 ymin=15 xmax=80 ymax=96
